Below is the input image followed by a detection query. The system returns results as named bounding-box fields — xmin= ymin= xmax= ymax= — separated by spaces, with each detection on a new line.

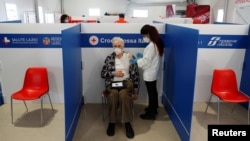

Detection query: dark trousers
xmin=145 ymin=80 xmax=158 ymax=113
xmin=106 ymin=80 xmax=133 ymax=123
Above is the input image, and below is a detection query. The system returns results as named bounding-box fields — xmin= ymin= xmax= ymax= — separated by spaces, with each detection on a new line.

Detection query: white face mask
xmin=64 ymin=20 xmax=69 ymax=23
xmin=114 ymin=48 xmax=123 ymax=55
xmin=143 ymin=37 xmax=150 ymax=43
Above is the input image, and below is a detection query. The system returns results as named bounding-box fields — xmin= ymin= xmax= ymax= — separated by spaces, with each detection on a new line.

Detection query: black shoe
xmin=107 ymin=123 xmax=115 ymax=136
xmin=140 ymin=113 xmax=156 ymax=120
xmin=144 ymin=107 xmax=158 ymax=115
xmin=125 ymin=122 xmax=134 ymax=138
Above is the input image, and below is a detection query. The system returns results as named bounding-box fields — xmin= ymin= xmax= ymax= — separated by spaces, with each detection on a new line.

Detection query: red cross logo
xmin=89 ymin=36 xmax=98 ymax=46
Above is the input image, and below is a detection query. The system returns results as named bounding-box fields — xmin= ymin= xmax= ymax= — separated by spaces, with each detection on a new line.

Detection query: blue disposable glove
xmin=130 ymin=58 xmax=137 ymax=64
xmin=136 ymin=52 xmax=143 ymax=59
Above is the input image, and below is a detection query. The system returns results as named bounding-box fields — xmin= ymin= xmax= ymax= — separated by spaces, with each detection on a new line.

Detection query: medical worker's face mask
xmin=64 ymin=20 xmax=69 ymax=23
xmin=143 ymin=37 xmax=150 ymax=43
xmin=114 ymin=48 xmax=123 ymax=55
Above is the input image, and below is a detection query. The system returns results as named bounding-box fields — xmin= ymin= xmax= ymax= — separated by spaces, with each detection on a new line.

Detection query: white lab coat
xmin=137 ymin=42 xmax=161 ymax=81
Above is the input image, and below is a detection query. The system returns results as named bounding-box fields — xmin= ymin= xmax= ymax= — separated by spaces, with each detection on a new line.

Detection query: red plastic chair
xmin=11 ymin=67 xmax=54 ymax=126
xmin=205 ymin=69 xmax=250 ymax=124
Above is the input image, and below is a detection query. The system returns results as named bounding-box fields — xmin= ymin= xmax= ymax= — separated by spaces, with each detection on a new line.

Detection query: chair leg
xmin=47 ymin=93 xmax=54 ymax=111
xmin=23 ymin=100 xmax=28 ymax=111
xmin=248 ymin=101 xmax=250 ymax=125
xmin=217 ymin=98 xmax=220 ymax=124
xmin=11 ymin=98 xmax=13 ymax=124
xmin=39 ymin=93 xmax=54 ymax=126
xmin=11 ymin=99 xmax=28 ymax=124
xmin=41 ymin=98 xmax=43 ymax=126
xmin=231 ymin=104 xmax=237 ymax=113
xmin=205 ymin=95 xmax=213 ymax=113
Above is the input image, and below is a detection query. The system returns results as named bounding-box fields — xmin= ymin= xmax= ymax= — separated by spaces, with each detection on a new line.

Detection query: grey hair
xmin=112 ymin=37 xmax=124 ymax=47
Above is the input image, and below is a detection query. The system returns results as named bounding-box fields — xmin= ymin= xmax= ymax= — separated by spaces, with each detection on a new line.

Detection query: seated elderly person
xmin=101 ymin=37 xmax=140 ymax=138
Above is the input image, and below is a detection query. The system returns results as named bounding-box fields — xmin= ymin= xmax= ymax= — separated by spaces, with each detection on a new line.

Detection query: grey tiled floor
xmin=73 ymin=103 xmax=180 ymax=141
xmin=0 ymin=102 xmax=248 ymax=141
xmin=0 ymin=103 xmax=64 ymax=141
xmin=191 ymin=102 xmax=249 ymax=141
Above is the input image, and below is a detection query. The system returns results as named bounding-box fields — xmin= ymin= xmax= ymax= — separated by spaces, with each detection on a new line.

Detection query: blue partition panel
xmin=240 ymin=26 xmax=250 ymax=108
xmin=62 ymin=24 xmax=83 ymax=141
xmin=162 ymin=24 xmax=198 ymax=141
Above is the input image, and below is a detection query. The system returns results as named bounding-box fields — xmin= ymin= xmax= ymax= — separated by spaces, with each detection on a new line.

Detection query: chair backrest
xmin=211 ymin=69 xmax=238 ymax=94
xmin=23 ymin=67 xmax=49 ymax=92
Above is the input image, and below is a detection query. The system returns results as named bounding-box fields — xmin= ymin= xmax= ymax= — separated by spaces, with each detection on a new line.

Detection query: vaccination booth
xmin=163 ymin=23 xmax=250 ymax=141
xmin=80 ymin=23 xmax=165 ymax=104
xmin=0 ymin=23 xmax=83 ymax=141
xmin=1 ymin=21 xmax=250 ymax=141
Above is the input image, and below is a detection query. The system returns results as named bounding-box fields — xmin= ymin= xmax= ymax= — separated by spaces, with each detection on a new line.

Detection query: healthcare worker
xmin=130 ymin=24 xmax=164 ymax=120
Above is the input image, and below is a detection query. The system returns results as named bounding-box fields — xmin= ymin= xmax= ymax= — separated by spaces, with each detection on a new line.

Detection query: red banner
xmin=186 ymin=4 xmax=210 ymax=24
xmin=166 ymin=5 xmax=174 ymax=18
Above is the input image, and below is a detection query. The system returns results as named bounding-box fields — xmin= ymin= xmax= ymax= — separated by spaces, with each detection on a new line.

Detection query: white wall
xmin=3 ymin=0 xmax=250 ymax=24
xmin=229 ymin=0 xmax=250 ymax=24
xmin=81 ymin=23 xmax=165 ymax=104
xmin=0 ymin=24 xmax=74 ymax=104
xmin=0 ymin=48 xmax=64 ymax=103
xmin=1 ymin=0 xmax=34 ymax=22
xmin=127 ymin=4 xmax=167 ymax=18
xmin=179 ymin=24 xmax=249 ymax=102
xmin=63 ymin=0 xmax=127 ymax=17
xmin=195 ymin=48 xmax=245 ymax=102
xmin=0 ymin=0 xmax=61 ymax=22
xmin=0 ymin=0 xmax=7 ymax=21
xmin=0 ymin=0 xmax=186 ymax=22
xmin=197 ymin=0 xmax=250 ymax=24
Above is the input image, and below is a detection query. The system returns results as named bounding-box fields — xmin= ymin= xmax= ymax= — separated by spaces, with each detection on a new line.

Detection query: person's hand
xmin=136 ymin=52 xmax=143 ymax=59
xmin=130 ymin=59 xmax=137 ymax=64
xmin=132 ymin=94 xmax=138 ymax=100
xmin=115 ymin=70 xmax=124 ymax=77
